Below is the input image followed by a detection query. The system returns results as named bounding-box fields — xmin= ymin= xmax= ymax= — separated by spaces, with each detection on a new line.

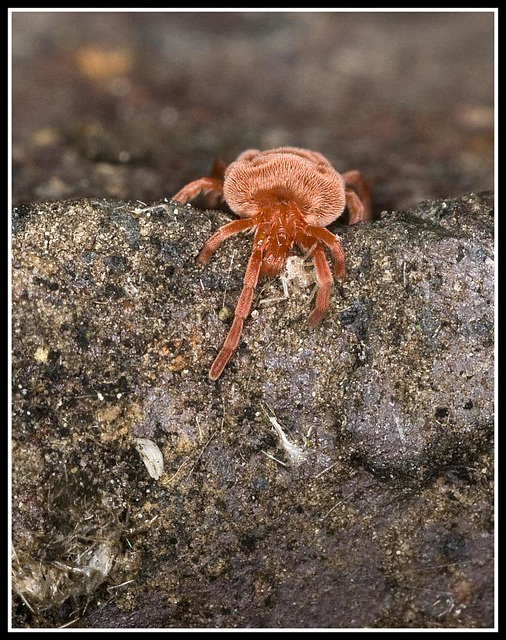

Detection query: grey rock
xmin=11 ymin=192 xmax=494 ymax=628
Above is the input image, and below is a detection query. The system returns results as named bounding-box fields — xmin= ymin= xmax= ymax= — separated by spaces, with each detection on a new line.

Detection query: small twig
xmin=133 ymin=203 xmax=171 ymax=215
xmin=58 ymin=618 xmax=80 ymax=629
xmin=320 ymin=501 xmax=343 ymax=520
xmin=307 ymin=283 xmax=318 ymax=304
xmin=15 ymin=591 xmax=35 ymax=614
xmin=185 ymin=429 xmax=217 ymax=480
xmin=165 ymin=457 xmax=192 ymax=484
xmin=303 ymin=242 xmax=318 ymax=260
xmin=222 ymin=249 xmax=236 ymax=308
xmin=107 ymin=579 xmax=135 ymax=592
xmin=261 ymin=450 xmax=287 ymax=467
xmin=314 ymin=461 xmax=339 ymax=479
xmin=258 ymin=294 xmax=288 ymax=307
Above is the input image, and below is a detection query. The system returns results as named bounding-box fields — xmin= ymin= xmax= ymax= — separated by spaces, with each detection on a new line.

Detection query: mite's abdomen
xmin=223 ymin=147 xmax=346 ymax=227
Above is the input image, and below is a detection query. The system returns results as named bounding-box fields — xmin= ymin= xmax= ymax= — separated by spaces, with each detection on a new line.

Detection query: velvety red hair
xmin=223 ymin=147 xmax=346 ymax=226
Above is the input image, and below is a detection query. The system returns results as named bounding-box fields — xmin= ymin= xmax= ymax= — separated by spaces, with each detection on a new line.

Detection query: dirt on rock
xmin=11 ymin=192 xmax=494 ymax=628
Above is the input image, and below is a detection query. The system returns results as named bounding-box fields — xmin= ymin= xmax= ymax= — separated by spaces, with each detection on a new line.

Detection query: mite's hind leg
xmin=305 ymin=226 xmax=346 ymax=279
xmin=209 ymin=158 xmax=228 ymax=181
xmin=342 ymin=170 xmax=372 ymax=224
xmin=204 ymin=159 xmax=229 ymax=207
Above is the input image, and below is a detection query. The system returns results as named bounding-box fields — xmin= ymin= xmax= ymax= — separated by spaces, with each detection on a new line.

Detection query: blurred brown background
xmin=12 ymin=11 xmax=494 ymax=212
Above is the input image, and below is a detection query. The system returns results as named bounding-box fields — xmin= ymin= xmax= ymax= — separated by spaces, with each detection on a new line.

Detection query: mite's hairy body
xmin=173 ymin=147 xmax=371 ymax=380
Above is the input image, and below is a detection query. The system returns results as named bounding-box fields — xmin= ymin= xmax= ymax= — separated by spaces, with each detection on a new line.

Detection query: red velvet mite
xmin=172 ymin=147 xmax=371 ymax=380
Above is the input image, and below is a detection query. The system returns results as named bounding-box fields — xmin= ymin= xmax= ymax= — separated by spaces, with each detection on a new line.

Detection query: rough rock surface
xmin=11 ymin=192 xmax=494 ymax=628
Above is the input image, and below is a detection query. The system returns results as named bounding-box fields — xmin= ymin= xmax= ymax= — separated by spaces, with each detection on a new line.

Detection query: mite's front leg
xmin=209 ymin=246 xmax=263 ymax=381
xmin=198 ymin=218 xmax=256 ymax=265
xmin=308 ymin=244 xmax=333 ymax=327
xmin=172 ymin=177 xmax=224 ymax=205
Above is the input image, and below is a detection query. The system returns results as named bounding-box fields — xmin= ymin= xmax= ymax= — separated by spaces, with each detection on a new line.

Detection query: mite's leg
xmin=202 ymin=159 xmax=229 ymax=207
xmin=342 ymin=170 xmax=372 ymax=223
xmin=198 ymin=218 xmax=256 ymax=265
xmin=305 ymin=226 xmax=346 ymax=279
xmin=209 ymin=158 xmax=228 ymax=180
xmin=209 ymin=247 xmax=263 ymax=381
xmin=172 ymin=177 xmax=224 ymax=205
xmin=345 ymin=187 xmax=366 ymax=226
xmin=308 ymin=244 xmax=334 ymax=327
